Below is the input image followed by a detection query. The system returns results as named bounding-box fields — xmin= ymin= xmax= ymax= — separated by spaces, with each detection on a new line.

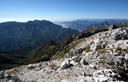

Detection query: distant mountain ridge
xmin=57 ymin=19 xmax=128 ymax=31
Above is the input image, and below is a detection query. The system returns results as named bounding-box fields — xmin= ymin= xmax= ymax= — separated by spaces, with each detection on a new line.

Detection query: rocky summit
xmin=0 ymin=27 xmax=128 ymax=82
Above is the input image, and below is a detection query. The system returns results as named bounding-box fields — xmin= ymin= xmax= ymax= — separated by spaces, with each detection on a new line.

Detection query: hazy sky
xmin=0 ymin=0 xmax=128 ymax=22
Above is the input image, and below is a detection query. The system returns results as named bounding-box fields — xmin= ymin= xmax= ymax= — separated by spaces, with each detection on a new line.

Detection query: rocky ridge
xmin=0 ymin=27 xmax=128 ymax=82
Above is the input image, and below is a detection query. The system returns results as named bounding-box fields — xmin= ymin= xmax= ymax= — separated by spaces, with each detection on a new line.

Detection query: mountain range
xmin=57 ymin=19 xmax=128 ymax=31
xmin=1 ymin=19 xmax=128 ymax=70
